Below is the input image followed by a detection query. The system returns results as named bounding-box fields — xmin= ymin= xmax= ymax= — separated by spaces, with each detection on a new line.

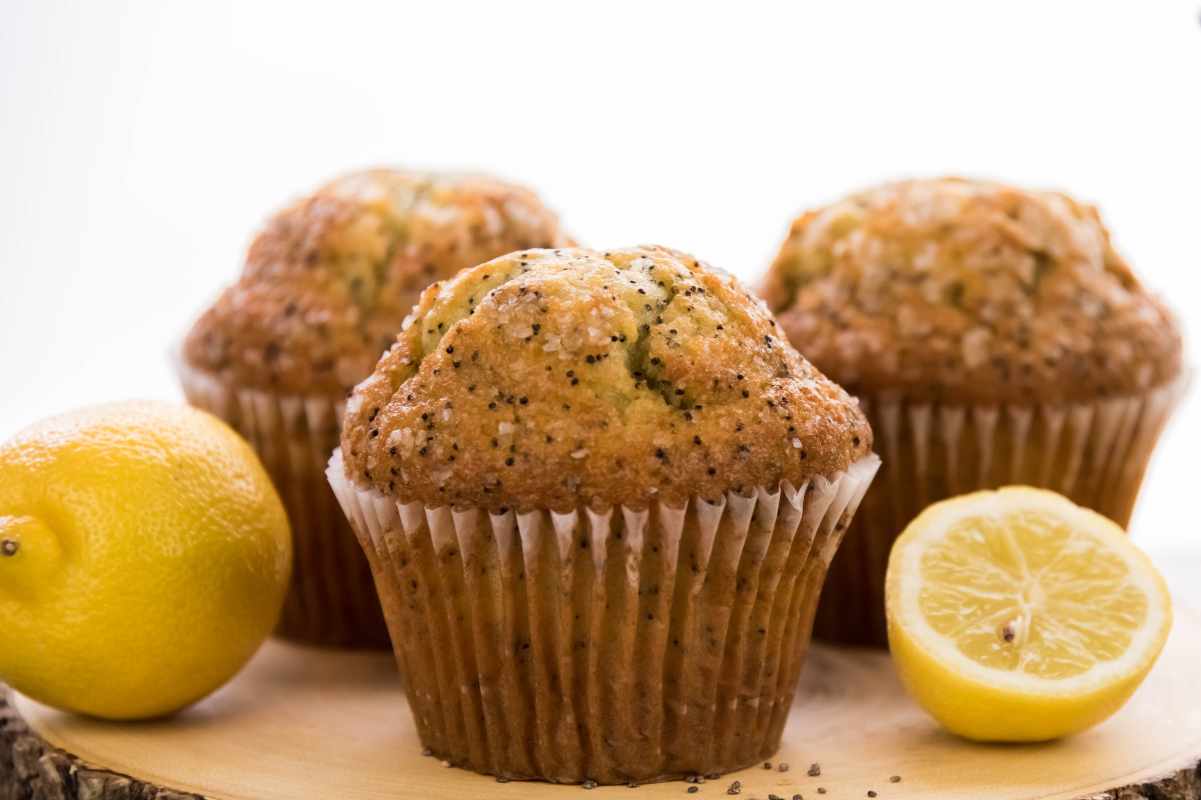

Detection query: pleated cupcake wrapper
xmin=815 ymin=375 xmax=1188 ymax=647
xmin=175 ymin=359 xmax=391 ymax=648
xmin=326 ymin=450 xmax=880 ymax=784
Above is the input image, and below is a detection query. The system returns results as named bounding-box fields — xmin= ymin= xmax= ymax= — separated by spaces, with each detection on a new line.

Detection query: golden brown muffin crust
xmin=340 ymin=245 xmax=873 ymax=512
xmin=763 ymin=178 xmax=1182 ymax=405
xmin=183 ymin=169 xmax=573 ymax=395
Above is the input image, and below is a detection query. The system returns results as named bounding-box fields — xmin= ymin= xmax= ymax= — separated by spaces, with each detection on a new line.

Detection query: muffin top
xmin=762 ymin=178 xmax=1182 ymax=404
xmin=340 ymin=245 xmax=873 ymax=512
xmin=183 ymin=169 xmax=572 ymax=395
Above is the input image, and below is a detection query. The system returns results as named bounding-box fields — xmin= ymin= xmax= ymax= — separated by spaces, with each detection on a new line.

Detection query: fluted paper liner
xmin=176 ymin=360 xmax=390 ymax=648
xmin=816 ymin=376 xmax=1187 ymax=647
xmin=327 ymin=450 xmax=880 ymax=784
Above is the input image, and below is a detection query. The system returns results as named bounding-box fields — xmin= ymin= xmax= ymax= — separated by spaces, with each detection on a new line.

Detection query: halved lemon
xmin=886 ymin=486 xmax=1172 ymax=742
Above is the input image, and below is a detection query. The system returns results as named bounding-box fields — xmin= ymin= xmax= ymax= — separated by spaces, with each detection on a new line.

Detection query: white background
xmin=1 ymin=2 xmax=1197 ymax=560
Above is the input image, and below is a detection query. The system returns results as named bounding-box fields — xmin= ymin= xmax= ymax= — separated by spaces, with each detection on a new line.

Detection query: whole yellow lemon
xmin=0 ymin=401 xmax=291 ymax=719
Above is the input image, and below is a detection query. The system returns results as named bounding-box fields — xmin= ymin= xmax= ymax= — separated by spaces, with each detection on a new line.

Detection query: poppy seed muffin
xmin=763 ymin=177 xmax=1184 ymax=646
xmin=328 ymin=245 xmax=880 ymax=784
xmin=178 ymin=168 xmax=572 ymax=648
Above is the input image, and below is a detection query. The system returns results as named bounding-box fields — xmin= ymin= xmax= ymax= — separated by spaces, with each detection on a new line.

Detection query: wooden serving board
xmin=4 ymin=610 xmax=1201 ymax=800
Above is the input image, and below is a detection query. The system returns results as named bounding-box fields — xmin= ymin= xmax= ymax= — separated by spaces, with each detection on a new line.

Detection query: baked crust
xmin=763 ymin=177 xmax=1182 ymax=405
xmin=183 ymin=169 xmax=573 ymax=395
xmin=340 ymin=245 xmax=873 ymax=512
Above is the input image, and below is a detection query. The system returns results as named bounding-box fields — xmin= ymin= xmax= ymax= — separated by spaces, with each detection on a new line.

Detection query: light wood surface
xmin=6 ymin=606 xmax=1201 ymax=800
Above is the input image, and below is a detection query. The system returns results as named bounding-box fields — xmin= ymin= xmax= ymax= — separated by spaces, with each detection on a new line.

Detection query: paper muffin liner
xmin=326 ymin=450 xmax=879 ymax=785
xmin=814 ymin=376 xmax=1187 ymax=648
xmin=176 ymin=360 xmax=391 ymax=649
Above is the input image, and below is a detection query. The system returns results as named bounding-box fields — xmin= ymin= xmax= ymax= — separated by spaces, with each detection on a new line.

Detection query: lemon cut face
xmin=886 ymin=486 xmax=1172 ymax=742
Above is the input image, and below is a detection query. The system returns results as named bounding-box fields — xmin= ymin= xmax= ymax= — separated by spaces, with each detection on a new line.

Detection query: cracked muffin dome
xmin=762 ymin=177 xmax=1182 ymax=405
xmin=183 ymin=168 xmax=573 ymax=395
xmin=339 ymin=245 xmax=873 ymax=512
